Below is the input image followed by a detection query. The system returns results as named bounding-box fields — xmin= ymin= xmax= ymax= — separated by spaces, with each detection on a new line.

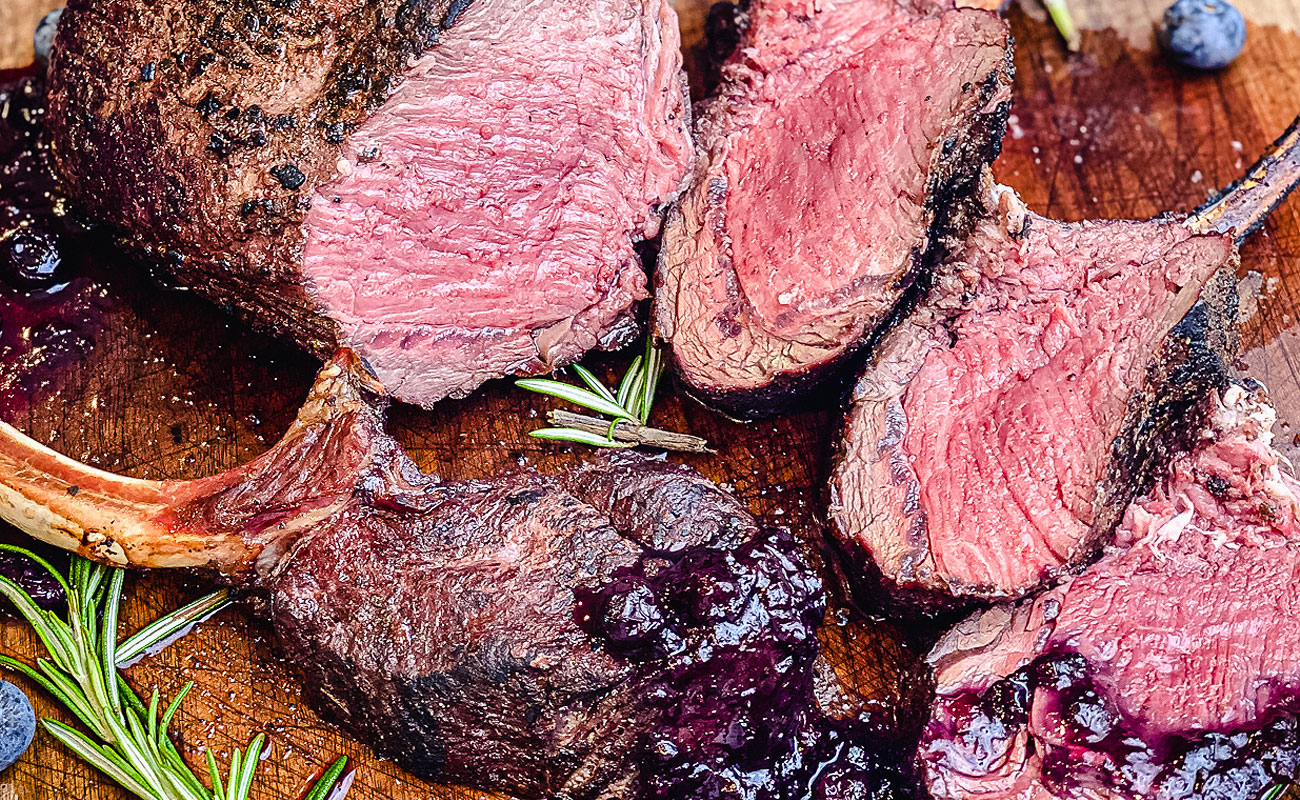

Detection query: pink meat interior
xmin=303 ymin=0 xmax=691 ymax=405
xmin=901 ymin=216 xmax=1231 ymax=594
xmin=727 ymin=2 xmax=1005 ymax=339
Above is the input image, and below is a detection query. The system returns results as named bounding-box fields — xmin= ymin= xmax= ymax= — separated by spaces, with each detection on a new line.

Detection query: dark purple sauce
xmin=578 ymin=528 xmax=918 ymax=800
xmin=0 ymin=67 xmax=111 ymax=418
xmin=0 ymin=550 xmax=65 ymax=609
xmin=0 ymin=526 xmax=66 ymax=609
xmin=929 ymin=652 xmax=1299 ymax=799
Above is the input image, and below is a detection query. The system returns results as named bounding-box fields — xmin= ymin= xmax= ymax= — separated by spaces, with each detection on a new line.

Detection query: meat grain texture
xmin=655 ymin=0 xmax=1014 ymax=418
xmin=46 ymin=0 xmax=692 ymax=407
xmin=922 ymin=383 xmax=1300 ymax=800
xmin=830 ymin=186 xmax=1239 ymax=605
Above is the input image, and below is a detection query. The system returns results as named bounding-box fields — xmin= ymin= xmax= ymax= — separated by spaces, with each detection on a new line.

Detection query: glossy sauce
xmin=578 ymin=527 xmax=918 ymax=799
xmin=0 ymin=67 xmax=112 ymax=419
xmin=928 ymin=653 xmax=1300 ymax=800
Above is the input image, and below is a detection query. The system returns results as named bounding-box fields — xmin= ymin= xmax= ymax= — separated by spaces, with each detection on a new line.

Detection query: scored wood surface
xmin=0 ymin=0 xmax=1299 ymax=798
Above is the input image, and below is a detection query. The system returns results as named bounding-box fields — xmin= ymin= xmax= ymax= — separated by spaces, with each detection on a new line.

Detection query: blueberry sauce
xmin=0 ymin=524 xmax=67 ymax=609
xmin=0 ymin=548 xmax=66 ymax=609
xmin=0 ymin=68 xmax=112 ymax=417
xmin=928 ymin=652 xmax=1300 ymax=799
xmin=578 ymin=528 xmax=918 ymax=800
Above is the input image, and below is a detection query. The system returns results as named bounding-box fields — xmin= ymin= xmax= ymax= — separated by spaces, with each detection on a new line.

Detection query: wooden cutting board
xmin=1 ymin=0 xmax=1299 ymax=798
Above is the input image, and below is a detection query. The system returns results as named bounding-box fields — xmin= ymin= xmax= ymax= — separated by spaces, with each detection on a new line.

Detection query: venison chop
xmin=829 ymin=117 xmax=1300 ymax=606
xmin=0 ymin=354 xmax=915 ymax=800
xmin=654 ymin=0 xmax=1013 ymax=418
xmin=46 ymin=0 xmax=693 ymax=407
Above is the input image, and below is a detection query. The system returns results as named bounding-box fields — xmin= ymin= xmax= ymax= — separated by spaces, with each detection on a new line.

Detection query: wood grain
xmin=0 ymin=0 xmax=1298 ymax=798
xmin=0 ymin=0 xmax=59 ymax=70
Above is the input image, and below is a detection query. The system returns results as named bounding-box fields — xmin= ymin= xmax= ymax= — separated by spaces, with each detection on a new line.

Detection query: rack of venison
xmin=828 ymin=115 xmax=1300 ymax=608
xmin=829 ymin=185 xmax=1240 ymax=606
xmin=15 ymin=0 xmax=1300 ymax=797
xmin=651 ymin=0 xmax=1300 ymax=796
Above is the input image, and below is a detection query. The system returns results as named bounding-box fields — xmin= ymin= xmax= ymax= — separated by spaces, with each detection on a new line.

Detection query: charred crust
xmin=196 ymin=92 xmax=220 ymax=117
xmin=269 ymin=164 xmax=306 ymax=190
xmin=699 ymin=1 xmax=750 ymax=94
xmin=1206 ymin=474 xmax=1231 ymax=497
xmin=47 ymin=0 xmax=473 ymax=357
xmin=821 ymin=527 xmax=978 ymax=624
xmin=1095 ymin=270 xmax=1238 ymax=557
xmin=669 ymin=335 xmax=877 ymax=422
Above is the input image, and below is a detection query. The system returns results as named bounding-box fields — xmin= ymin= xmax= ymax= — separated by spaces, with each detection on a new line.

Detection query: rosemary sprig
xmin=0 ymin=545 xmax=350 ymax=800
xmin=518 ymin=339 xmax=711 ymax=453
xmin=1043 ymin=0 xmax=1081 ymax=51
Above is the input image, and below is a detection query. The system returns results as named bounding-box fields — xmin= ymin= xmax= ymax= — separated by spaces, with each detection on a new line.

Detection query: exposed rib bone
xmin=1189 ymin=113 xmax=1300 ymax=244
xmin=0 ymin=352 xmax=382 ymax=572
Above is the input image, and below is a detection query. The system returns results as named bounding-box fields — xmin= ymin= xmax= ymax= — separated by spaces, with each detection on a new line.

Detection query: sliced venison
xmin=829 ymin=185 xmax=1239 ymax=605
xmin=47 ymin=0 xmax=692 ymax=407
xmin=827 ymin=108 xmax=1300 ymax=609
xmin=921 ymin=383 xmax=1300 ymax=800
xmin=654 ymin=0 xmax=1013 ymax=418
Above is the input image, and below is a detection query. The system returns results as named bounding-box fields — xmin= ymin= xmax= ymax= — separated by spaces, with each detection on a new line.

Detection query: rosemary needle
xmin=0 ymin=546 xmax=350 ymax=800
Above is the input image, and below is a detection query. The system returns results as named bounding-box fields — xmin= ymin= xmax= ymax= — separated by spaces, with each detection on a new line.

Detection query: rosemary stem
xmin=548 ymin=410 xmax=713 ymax=454
xmin=1043 ymin=0 xmax=1081 ymax=51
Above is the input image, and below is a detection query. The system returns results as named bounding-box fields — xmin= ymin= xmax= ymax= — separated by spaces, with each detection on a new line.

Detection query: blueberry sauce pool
xmin=0 ymin=67 xmax=113 ymax=418
xmin=578 ymin=528 xmax=918 ymax=799
xmin=926 ymin=652 xmax=1300 ymax=800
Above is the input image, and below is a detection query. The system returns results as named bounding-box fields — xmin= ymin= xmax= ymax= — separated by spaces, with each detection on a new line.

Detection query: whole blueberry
xmin=33 ymin=8 xmax=62 ymax=67
xmin=1159 ymin=0 xmax=1246 ymax=70
xmin=0 ymin=682 xmax=35 ymax=771
xmin=0 ymin=229 xmax=64 ymax=290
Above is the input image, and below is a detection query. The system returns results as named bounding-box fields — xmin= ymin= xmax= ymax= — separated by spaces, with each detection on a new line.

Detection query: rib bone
xmin=0 ymin=351 xmax=382 ymax=573
xmin=1188 ymin=114 xmax=1300 ymax=243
